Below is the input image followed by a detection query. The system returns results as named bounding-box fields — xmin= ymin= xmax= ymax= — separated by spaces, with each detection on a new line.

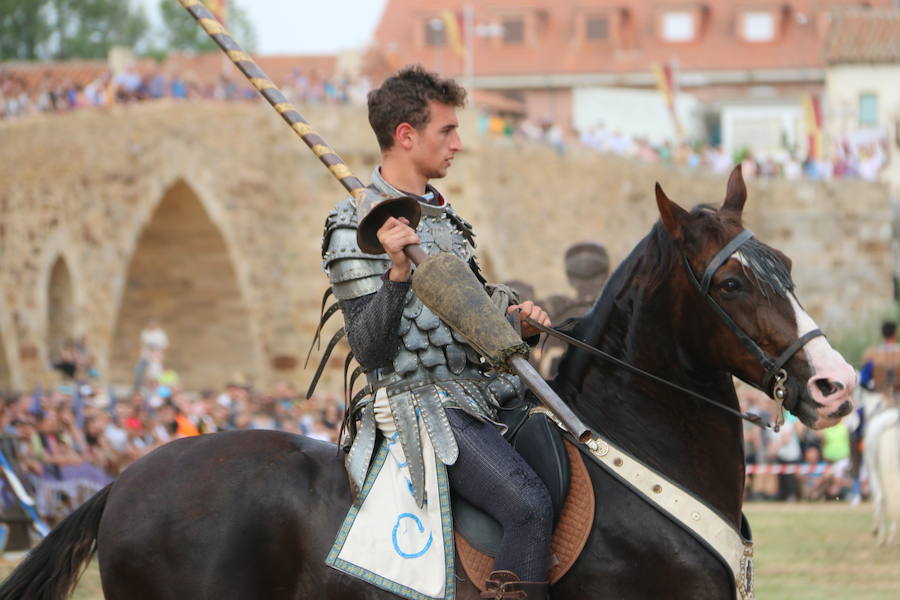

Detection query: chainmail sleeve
xmin=340 ymin=276 xmax=412 ymax=372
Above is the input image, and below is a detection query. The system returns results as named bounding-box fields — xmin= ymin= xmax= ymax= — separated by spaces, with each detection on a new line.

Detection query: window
xmin=502 ymin=18 xmax=525 ymax=43
xmin=586 ymin=16 xmax=610 ymax=40
xmin=859 ymin=93 xmax=878 ymax=127
xmin=425 ymin=18 xmax=446 ymax=46
xmin=742 ymin=12 xmax=775 ymax=42
xmin=662 ymin=12 xmax=694 ymax=42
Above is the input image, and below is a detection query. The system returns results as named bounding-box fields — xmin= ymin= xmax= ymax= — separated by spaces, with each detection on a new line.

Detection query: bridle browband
xmin=681 ymin=228 xmax=824 ymax=424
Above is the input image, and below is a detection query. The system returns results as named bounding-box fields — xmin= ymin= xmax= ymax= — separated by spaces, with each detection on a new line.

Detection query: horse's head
xmin=655 ymin=165 xmax=855 ymax=430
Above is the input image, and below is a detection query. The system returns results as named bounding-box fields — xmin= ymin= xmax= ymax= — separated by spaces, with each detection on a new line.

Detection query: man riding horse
xmin=321 ymin=66 xmax=554 ymax=599
xmin=862 ymin=320 xmax=900 ymax=407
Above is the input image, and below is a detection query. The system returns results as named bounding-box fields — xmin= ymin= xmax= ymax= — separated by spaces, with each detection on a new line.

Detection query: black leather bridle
xmin=523 ymin=228 xmax=824 ymax=431
xmin=682 ymin=228 xmax=824 ymax=417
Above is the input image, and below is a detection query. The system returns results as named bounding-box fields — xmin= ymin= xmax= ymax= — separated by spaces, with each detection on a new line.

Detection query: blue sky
xmin=141 ymin=0 xmax=389 ymax=54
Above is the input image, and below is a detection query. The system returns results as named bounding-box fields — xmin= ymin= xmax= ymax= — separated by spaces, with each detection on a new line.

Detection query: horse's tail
xmin=0 ymin=483 xmax=111 ymax=600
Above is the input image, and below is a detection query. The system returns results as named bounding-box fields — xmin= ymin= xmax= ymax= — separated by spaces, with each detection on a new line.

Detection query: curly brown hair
xmin=367 ymin=65 xmax=467 ymax=151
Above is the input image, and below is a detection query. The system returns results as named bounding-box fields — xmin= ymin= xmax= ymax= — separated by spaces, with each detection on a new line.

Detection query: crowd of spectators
xmin=280 ymin=67 xmax=371 ymax=107
xmin=477 ymin=112 xmax=891 ymax=184
xmin=0 ymin=331 xmax=878 ymax=547
xmin=0 ymin=67 xmax=254 ymax=120
xmin=740 ymin=387 xmax=861 ymax=504
xmin=6 ymin=61 xmax=890 ymax=185
xmin=0 ymin=326 xmax=346 ymax=530
xmin=576 ymin=122 xmax=890 ymax=183
xmin=0 ymin=65 xmax=369 ymax=121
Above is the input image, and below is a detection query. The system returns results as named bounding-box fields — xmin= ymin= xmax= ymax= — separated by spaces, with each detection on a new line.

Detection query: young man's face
xmin=409 ymin=100 xmax=462 ymax=180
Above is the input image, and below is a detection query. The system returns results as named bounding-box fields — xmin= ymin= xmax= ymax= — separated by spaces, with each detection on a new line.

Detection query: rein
xmin=525 ymin=317 xmax=772 ymax=430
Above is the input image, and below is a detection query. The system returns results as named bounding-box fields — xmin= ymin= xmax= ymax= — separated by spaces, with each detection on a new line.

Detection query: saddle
xmin=452 ymin=397 xmax=595 ymax=589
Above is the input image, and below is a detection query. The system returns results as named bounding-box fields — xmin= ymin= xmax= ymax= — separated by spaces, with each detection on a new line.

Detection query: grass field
xmin=1 ymin=501 xmax=899 ymax=598
xmin=745 ymin=502 xmax=900 ymax=599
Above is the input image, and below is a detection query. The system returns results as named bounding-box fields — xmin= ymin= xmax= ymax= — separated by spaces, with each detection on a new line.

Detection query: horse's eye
xmin=720 ymin=278 xmax=742 ymax=294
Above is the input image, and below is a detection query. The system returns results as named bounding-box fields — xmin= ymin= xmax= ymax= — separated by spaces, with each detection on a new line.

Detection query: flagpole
xmin=464 ymin=4 xmax=474 ymax=89
xmin=670 ymin=57 xmax=683 ymax=139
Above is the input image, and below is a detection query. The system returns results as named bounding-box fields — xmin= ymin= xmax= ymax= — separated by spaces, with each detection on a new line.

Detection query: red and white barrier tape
xmin=745 ymin=463 xmax=834 ymax=475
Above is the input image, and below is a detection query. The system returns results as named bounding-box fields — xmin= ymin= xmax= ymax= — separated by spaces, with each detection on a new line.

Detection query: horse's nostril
xmin=814 ymin=378 xmax=844 ymax=397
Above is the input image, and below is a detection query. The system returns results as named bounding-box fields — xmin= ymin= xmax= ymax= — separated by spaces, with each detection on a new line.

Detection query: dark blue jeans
xmin=445 ymin=409 xmax=552 ymax=581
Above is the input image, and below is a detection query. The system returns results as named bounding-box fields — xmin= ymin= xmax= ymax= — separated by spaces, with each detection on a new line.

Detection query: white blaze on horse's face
xmin=789 ymin=294 xmax=857 ymax=429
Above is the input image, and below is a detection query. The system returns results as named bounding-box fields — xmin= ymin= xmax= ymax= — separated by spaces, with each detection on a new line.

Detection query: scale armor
xmin=321 ymin=172 xmax=523 ymax=504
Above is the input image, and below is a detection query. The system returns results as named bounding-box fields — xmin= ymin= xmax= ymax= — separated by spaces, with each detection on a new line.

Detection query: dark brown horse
xmin=0 ymin=167 xmax=855 ymax=599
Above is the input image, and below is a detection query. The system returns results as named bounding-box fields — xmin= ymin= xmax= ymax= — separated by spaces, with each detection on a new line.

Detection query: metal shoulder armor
xmin=322 ymin=195 xmax=391 ymax=301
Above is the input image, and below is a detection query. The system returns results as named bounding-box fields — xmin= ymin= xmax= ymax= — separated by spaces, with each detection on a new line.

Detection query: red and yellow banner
xmin=803 ymin=94 xmax=823 ymax=160
xmin=204 ymin=0 xmax=228 ymax=27
xmin=652 ymin=61 xmax=683 ymax=138
xmin=440 ymin=10 xmax=465 ymax=59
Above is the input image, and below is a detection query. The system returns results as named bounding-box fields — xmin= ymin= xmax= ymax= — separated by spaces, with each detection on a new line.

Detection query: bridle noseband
xmin=682 ymin=228 xmax=824 ymax=424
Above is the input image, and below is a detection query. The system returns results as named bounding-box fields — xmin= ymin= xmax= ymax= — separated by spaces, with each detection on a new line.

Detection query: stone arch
xmin=46 ymin=256 xmax=78 ymax=362
xmin=32 ymin=228 xmax=86 ymax=382
xmin=109 ymin=179 xmax=255 ymax=390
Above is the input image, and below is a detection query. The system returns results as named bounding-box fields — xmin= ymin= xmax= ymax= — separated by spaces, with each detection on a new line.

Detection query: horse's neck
xmin=569 ymin=283 xmax=745 ymax=525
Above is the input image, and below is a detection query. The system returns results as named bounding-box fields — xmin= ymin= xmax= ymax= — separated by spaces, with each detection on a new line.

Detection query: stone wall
xmin=0 ymin=101 xmax=893 ymax=393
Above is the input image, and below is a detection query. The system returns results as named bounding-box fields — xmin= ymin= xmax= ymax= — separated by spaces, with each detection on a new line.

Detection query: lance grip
xmin=405 ymin=245 xmax=429 ymax=266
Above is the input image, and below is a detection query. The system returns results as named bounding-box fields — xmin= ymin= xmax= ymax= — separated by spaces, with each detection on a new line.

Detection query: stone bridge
xmin=0 ymin=101 xmax=893 ymax=393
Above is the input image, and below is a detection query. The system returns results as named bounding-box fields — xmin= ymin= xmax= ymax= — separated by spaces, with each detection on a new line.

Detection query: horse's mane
xmin=552 ymin=217 xmax=677 ymax=394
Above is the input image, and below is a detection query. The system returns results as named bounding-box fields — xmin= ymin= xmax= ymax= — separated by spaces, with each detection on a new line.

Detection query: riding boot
xmin=480 ymin=570 xmax=549 ymax=599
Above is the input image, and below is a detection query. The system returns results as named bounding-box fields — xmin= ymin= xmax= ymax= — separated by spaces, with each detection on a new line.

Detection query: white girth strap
xmin=582 ymin=434 xmax=754 ymax=599
xmin=531 ymin=406 xmax=753 ymax=599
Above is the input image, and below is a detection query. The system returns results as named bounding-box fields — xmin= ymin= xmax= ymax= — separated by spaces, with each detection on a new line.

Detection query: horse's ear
xmin=655 ymin=182 xmax=689 ymax=241
xmin=722 ymin=164 xmax=747 ymax=216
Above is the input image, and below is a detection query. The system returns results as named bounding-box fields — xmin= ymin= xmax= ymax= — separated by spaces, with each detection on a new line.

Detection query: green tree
xmin=0 ymin=0 xmax=52 ymax=60
xmin=48 ymin=0 xmax=150 ymax=60
xmin=0 ymin=0 xmax=150 ymax=61
xmin=157 ymin=1 xmax=257 ymax=55
xmin=0 ymin=0 xmax=257 ymax=62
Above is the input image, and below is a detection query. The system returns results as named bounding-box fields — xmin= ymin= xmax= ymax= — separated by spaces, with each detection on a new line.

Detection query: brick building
xmin=368 ymin=0 xmax=895 ymax=158
xmin=824 ymin=8 xmax=900 ymax=192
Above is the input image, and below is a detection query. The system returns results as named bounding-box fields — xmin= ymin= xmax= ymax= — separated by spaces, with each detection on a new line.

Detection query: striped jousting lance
xmin=176 ymin=0 xmax=595 ymax=443
xmin=176 ymin=0 xmax=368 ymax=205
xmin=176 ymin=0 xmax=420 ymax=251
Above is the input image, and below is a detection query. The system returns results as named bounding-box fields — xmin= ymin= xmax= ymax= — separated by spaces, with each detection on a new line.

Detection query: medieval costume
xmin=323 ymin=167 xmax=551 ymax=600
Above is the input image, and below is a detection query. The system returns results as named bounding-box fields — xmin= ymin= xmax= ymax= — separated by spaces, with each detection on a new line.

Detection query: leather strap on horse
xmin=697 ymin=230 xmax=756 ymax=296
xmin=680 ymin=228 xmax=825 ymax=427
xmin=524 ymin=317 xmax=771 ymax=429
xmin=574 ymin=430 xmax=755 ymax=600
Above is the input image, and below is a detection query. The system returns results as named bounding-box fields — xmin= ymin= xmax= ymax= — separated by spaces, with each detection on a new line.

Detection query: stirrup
xmin=480 ymin=570 xmax=548 ymax=599
xmin=481 ymin=570 xmax=524 ymax=599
